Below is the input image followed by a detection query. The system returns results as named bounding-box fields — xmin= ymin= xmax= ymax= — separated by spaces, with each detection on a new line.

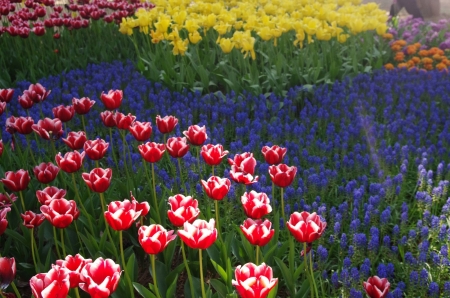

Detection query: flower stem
xmin=280 ymin=187 xmax=285 ymax=222
xmin=30 ymin=228 xmax=38 ymax=273
xmin=215 ymin=200 xmax=222 ymax=242
xmin=196 ymin=146 xmax=201 ymax=176
xmin=304 ymin=242 xmax=313 ymax=298
xmin=72 ymin=173 xmax=94 ymax=235
xmin=18 ymin=191 xmax=25 ymax=211
xmin=212 ymin=165 xmax=214 ymax=177
xmin=81 ymin=115 xmax=88 ymax=139
xmin=120 ymin=230 xmax=135 ymax=298
xmin=109 ymin=128 xmax=119 ymax=169
xmin=25 ymin=135 xmax=37 ymax=165
xmin=256 ymin=245 xmax=260 ymax=265
xmin=177 ymin=158 xmax=187 ymax=194
xmin=53 ymin=226 xmax=62 ymax=259
xmin=0 ymin=291 xmax=6 ymax=298
xmin=181 ymin=241 xmax=195 ymax=298
xmin=151 ymin=163 xmax=161 ymax=224
xmin=10 ymin=282 xmax=21 ymax=298
xmin=151 ymin=254 xmax=162 ymax=298
xmin=60 ymin=228 xmax=66 ymax=257
xmin=310 ymin=247 xmax=319 ymax=298
xmin=199 ymin=249 xmax=206 ymax=298
xmin=74 ymin=288 xmax=81 ymax=298
xmin=100 ymin=193 xmax=119 ymax=258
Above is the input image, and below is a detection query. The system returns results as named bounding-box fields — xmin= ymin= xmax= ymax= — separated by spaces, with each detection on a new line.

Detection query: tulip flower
xmin=241 ymin=191 xmax=272 ymax=219
xmin=5 ymin=116 xmax=34 ymax=135
xmin=83 ymin=138 xmax=109 ymax=160
xmin=0 ymin=193 xmax=16 ymax=209
xmin=138 ymin=224 xmax=176 ymax=255
xmin=240 ymin=218 xmax=275 ymax=247
xmin=201 ymin=144 xmax=229 ymax=166
xmin=62 ymin=131 xmax=87 ymax=150
xmin=36 ymin=186 xmax=66 ymax=205
xmin=261 ymin=145 xmax=287 ymax=165
xmin=178 ymin=218 xmax=217 ymax=250
xmin=183 ymin=124 xmax=208 ymax=146
xmin=0 ymin=257 xmax=16 ymax=290
xmin=40 ymin=198 xmax=79 ymax=228
xmin=201 ymin=176 xmax=231 ymax=201
xmin=0 ymin=207 xmax=11 ymax=236
xmin=55 ymin=150 xmax=85 ymax=173
xmin=167 ymin=194 xmax=200 ymax=227
xmin=138 ymin=142 xmax=165 ymax=163
xmin=72 ymin=97 xmax=95 ymax=115
xmin=269 ymin=164 xmax=297 ymax=188
xmin=33 ymin=162 xmax=60 ymax=184
xmin=130 ymin=192 xmax=150 ymax=218
xmin=18 ymin=92 xmax=34 ymax=109
xmin=129 ymin=121 xmax=152 ymax=142
xmin=1 ymin=169 xmax=30 ymax=192
xmin=82 ymin=168 xmax=112 ymax=193
xmin=21 ymin=211 xmax=45 ymax=229
xmin=101 ymin=89 xmax=123 ymax=110
xmin=79 ymin=257 xmax=121 ymax=298
xmin=115 ymin=111 xmax=136 ymax=130
xmin=228 ymin=152 xmax=257 ymax=175
xmin=0 ymin=102 xmax=5 ymax=116
xmin=104 ymin=199 xmax=142 ymax=231
xmin=166 ymin=137 xmax=190 ymax=158
xmin=30 ymin=265 xmax=70 ymax=298
xmin=32 ymin=118 xmax=63 ymax=140
xmin=100 ymin=111 xmax=117 ymax=127
xmin=56 ymin=254 xmax=92 ymax=288
xmin=156 ymin=115 xmax=178 ymax=134
xmin=52 ymin=104 xmax=75 ymax=122
xmin=287 ymin=211 xmax=327 ymax=243
xmin=232 ymin=263 xmax=278 ymax=298
xmin=363 ymin=276 xmax=390 ymax=298
xmin=26 ymin=83 xmax=51 ymax=103
xmin=0 ymin=89 xmax=14 ymax=103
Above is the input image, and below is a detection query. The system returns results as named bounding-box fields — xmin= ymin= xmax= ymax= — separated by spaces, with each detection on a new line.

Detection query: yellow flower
xmin=189 ymin=31 xmax=202 ymax=44
xmin=316 ymin=27 xmax=331 ymax=41
xmin=119 ymin=18 xmax=134 ymax=36
xmin=214 ymin=21 xmax=231 ymax=36
xmin=185 ymin=19 xmax=200 ymax=33
xmin=219 ymin=38 xmax=234 ymax=53
xmin=150 ymin=30 xmax=165 ymax=43
xmin=154 ymin=15 xmax=172 ymax=34
xmin=303 ymin=18 xmax=320 ymax=36
xmin=204 ymin=14 xmax=217 ymax=30
xmin=171 ymin=38 xmax=189 ymax=56
xmin=293 ymin=28 xmax=305 ymax=48
xmin=337 ymin=33 xmax=349 ymax=43
xmin=172 ymin=10 xmax=187 ymax=29
xmin=257 ymin=27 xmax=273 ymax=41
xmin=240 ymin=31 xmax=256 ymax=60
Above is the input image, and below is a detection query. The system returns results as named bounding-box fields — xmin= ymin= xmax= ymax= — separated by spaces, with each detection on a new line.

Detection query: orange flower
xmin=396 ymin=40 xmax=407 ymax=47
xmin=384 ymin=63 xmax=394 ymax=70
xmin=413 ymin=42 xmax=421 ymax=49
xmin=432 ymin=54 xmax=443 ymax=61
xmin=406 ymin=45 xmax=417 ymax=55
xmin=436 ymin=63 xmax=447 ymax=71
xmin=423 ymin=63 xmax=434 ymax=70
xmin=398 ymin=63 xmax=408 ymax=68
xmin=382 ymin=33 xmax=393 ymax=40
xmin=418 ymin=50 xmax=429 ymax=57
xmin=421 ymin=57 xmax=433 ymax=64
xmin=394 ymin=52 xmax=405 ymax=62
xmin=391 ymin=44 xmax=402 ymax=52
xmin=412 ymin=57 xmax=421 ymax=63
xmin=443 ymin=59 xmax=450 ymax=66
xmin=406 ymin=60 xmax=415 ymax=67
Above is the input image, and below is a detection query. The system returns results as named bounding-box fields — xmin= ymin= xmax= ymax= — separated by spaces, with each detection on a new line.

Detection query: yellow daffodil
xmin=154 ymin=15 xmax=172 ymax=34
xmin=150 ymin=30 xmax=165 ymax=43
xmin=171 ymin=38 xmax=189 ymax=55
xmin=189 ymin=31 xmax=202 ymax=44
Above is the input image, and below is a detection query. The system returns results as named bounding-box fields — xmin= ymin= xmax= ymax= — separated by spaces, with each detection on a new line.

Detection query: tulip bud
xmin=0 ymin=257 xmax=16 ymax=290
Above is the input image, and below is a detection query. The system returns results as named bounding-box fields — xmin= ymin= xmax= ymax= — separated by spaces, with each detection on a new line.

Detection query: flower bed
xmin=1 ymin=59 xmax=450 ymax=297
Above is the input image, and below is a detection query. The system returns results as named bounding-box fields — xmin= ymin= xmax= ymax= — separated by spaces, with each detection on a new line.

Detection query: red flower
xmin=138 ymin=142 xmax=165 ymax=163
xmin=167 ymin=194 xmax=200 ymax=227
xmin=363 ymin=276 xmax=390 ymax=298
xmin=52 ymin=104 xmax=75 ymax=122
xmin=268 ymin=164 xmax=297 ymax=188
xmin=156 ymin=115 xmax=178 ymax=134
xmin=100 ymin=89 xmax=123 ymax=110
xmin=33 ymin=162 xmax=60 ymax=184
xmin=40 ymin=198 xmax=79 ymax=228
xmin=32 ymin=118 xmax=63 ymax=140
xmin=26 ymin=83 xmax=51 ymax=103
xmin=261 ymin=145 xmax=287 ymax=165
xmin=21 ymin=211 xmax=45 ymax=228
xmin=62 ymin=131 xmax=87 ymax=150
xmin=0 ymin=257 xmax=16 ymax=290
xmin=0 ymin=89 xmax=14 ymax=103
xmin=201 ymin=176 xmax=231 ymax=201
xmin=72 ymin=97 xmax=95 ymax=115
xmin=83 ymin=138 xmax=109 ymax=160
xmin=36 ymin=186 xmax=66 ymax=205
xmin=1 ymin=169 xmax=30 ymax=192
xmin=82 ymin=168 xmax=112 ymax=193
xmin=100 ymin=111 xmax=116 ymax=127
xmin=201 ymin=144 xmax=229 ymax=166
xmin=138 ymin=224 xmax=177 ymax=254
xmin=104 ymin=198 xmax=142 ymax=231
xmin=229 ymin=167 xmax=259 ymax=185
xmin=130 ymin=192 xmax=150 ymax=217
xmin=129 ymin=121 xmax=152 ymax=142
xmin=232 ymin=262 xmax=278 ymax=298
xmin=241 ymin=191 xmax=272 ymax=219
xmin=228 ymin=152 xmax=257 ymax=175
xmin=79 ymin=257 xmax=121 ymax=298
xmin=55 ymin=150 xmax=85 ymax=173
xmin=0 ymin=102 xmax=5 ymax=116
xmin=0 ymin=208 xmax=11 ymax=236
xmin=240 ymin=218 xmax=274 ymax=247
xmin=30 ymin=265 xmax=70 ymax=298
xmin=55 ymin=254 xmax=92 ymax=289
xmin=166 ymin=137 xmax=189 ymax=158
xmin=183 ymin=124 xmax=207 ymax=146
xmin=115 ymin=112 xmax=135 ymax=130
xmin=18 ymin=92 xmax=34 ymax=109
xmin=0 ymin=193 xmax=17 ymax=209
xmin=178 ymin=218 xmax=217 ymax=250
xmin=287 ymin=211 xmax=327 ymax=243
xmin=5 ymin=116 xmax=34 ymax=135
